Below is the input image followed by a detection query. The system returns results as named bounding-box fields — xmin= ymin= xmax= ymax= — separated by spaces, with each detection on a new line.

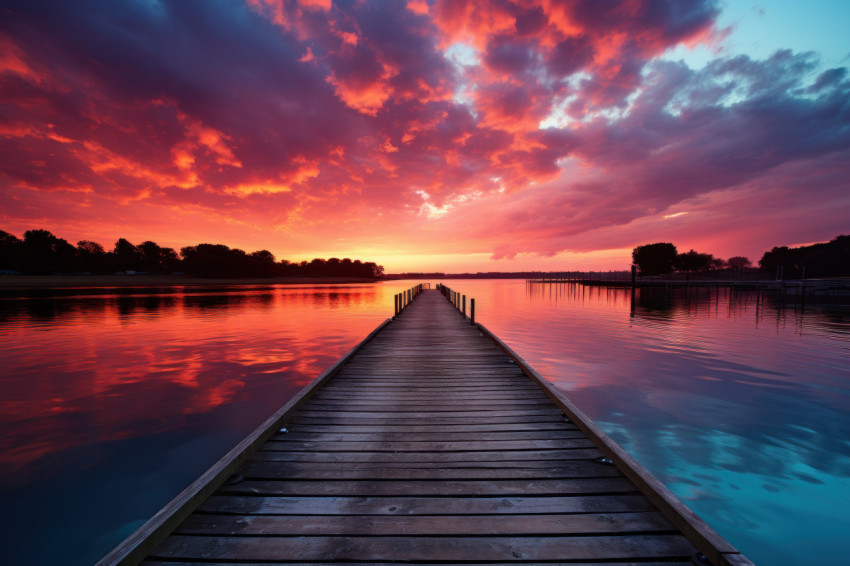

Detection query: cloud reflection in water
xmin=473 ymin=280 xmax=850 ymax=566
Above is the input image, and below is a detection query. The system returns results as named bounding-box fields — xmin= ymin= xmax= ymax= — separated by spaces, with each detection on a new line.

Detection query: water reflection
xmin=486 ymin=280 xmax=850 ymax=566
xmin=0 ymin=283 xmax=403 ymax=565
xmin=1 ymin=280 xmax=847 ymax=566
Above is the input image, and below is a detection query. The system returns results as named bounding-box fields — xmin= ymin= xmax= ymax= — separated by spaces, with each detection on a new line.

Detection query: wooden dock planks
xmin=100 ymin=288 xmax=750 ymax=566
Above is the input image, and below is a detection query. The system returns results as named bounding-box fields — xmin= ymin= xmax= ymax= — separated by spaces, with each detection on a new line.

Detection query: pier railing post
xmin=463 ymin=295 xmax=466 ymax=316
xmin=470 ymin=298 xmax=475 ymax=324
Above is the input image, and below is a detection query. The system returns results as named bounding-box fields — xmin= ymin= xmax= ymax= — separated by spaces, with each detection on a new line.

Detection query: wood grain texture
xmin=149 ymin=534 xmax=696 ymax=562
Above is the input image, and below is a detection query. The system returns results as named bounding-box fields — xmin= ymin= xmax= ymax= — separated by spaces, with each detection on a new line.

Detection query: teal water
xmin=460 ymin=280 xmax=850 ymax=566
xmin=0 ymin=280 xmax=847 ymax=565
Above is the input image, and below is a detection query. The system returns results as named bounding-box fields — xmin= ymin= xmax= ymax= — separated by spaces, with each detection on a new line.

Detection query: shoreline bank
xmin=0 ymin=274 xmax=381 ymax=290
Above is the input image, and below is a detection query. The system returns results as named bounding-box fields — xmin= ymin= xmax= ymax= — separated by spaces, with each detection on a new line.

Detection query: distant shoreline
xmin=0 ymin=274 xmax=382 ymax=289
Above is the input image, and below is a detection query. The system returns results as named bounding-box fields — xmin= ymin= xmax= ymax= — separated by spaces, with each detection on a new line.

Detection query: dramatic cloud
xmin=1 ymin=0 xmax=848 ymax=270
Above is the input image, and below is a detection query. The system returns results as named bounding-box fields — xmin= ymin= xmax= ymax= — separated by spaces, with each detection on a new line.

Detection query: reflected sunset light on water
xmin=1 ymin=280 xmax=848 ymax=565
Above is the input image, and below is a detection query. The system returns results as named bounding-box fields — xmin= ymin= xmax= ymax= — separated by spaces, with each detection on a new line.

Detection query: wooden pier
xmin=99 ymin=288 xmax=752 ymax=566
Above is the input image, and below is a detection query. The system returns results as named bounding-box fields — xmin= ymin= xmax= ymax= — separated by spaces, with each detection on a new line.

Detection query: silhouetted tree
xmin=759 ymin=246 xmax=790 ymax=276
xmin=161 ymin=247 xmax=180 ymax=273
xmin=727 ymin=256 xmax=751 ymax=270
xmin=136 ymin=240 xmax=180 ymax=274
xmin=139 ymin=241 xmax=163 ymax=273
xmin=674 ymin=249 xmax=714 ymax=274
xmin=113 ymin=238 xmax=142 ymax=273
xmin=181 ymin=243 xmax=254 ymax=277
xmin=632 ymin=242 xmax=677 ymax=276
xmin=759 ymin=235 xmax=849 ymax=278
xmin=277 ymin=259 xmax=297 ymax=276
xmin=0 ymin=230 xmax=23 ymax=271
xmin=22 ymin=229 xmax=75 ymax=274
xmin=249 ymin=249 xmax=276 ymax=277
xmin=307 ymin=258 xmax=326 ymax=276
xmin=76 ymin=240 xmax=107 ymax=273
xmin=365 ymin=261 xmax=384 ymax=277
xmin=4 ymin=226 xmax=385 ymax=279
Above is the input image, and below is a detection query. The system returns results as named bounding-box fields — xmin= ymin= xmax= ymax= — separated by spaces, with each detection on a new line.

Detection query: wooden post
xmin=394 ymin=294 xmax=399 ymax=316
xmin=470 ymin=298 xmax=475 ymax=324
xmin=462 ymin=295 xmax=466 ymax=316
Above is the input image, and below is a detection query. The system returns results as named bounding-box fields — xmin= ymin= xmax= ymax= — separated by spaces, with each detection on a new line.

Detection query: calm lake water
xmin=1 ymin=280 xmax=848 ymax=565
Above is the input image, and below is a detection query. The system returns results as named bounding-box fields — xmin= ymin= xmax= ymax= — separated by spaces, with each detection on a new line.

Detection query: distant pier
xmin=527 ymin=274 xmax=850 ymax=303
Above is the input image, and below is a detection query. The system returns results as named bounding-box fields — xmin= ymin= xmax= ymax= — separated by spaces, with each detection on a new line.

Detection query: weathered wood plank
xmin=142 ymin=562 xmax=694 ymax=566
xmin=197 ymin=494 xmax=656 ymax=515
xmin=216 ymin=477 xmax=636 ymax=496
xmin=310 ymin=393 xmax=551 ymax=402
xmin=305 ymin=399 xmax=556 ymax=409
xmin=274 ymin=429 xmax=585 ymax=442
xmin=260 ymin=438 xmax=596 ymax=452
xmin=175 ymin=511 xmax=673 ymax=535
xmin=280 ymin=422 xmax=577 ymax=433
xmin=317 ymin=384 xmax=540 ymax=392
xmin=250 ymin=448 xmax=603 ymax=463
xmin=294 ymin=408 xmax=564 ymax=418
xmin=150 ymin=534 xmax=696 ymax=562
xmin=290 ymin=413 xmax=567 ymax=425
xmin=243 ymin=460 xmax=612 ymax=474
xmin=293 ymin=407 xmax=564 ymax=416
xmin=240 ymin=461 xmax=623 ymax=480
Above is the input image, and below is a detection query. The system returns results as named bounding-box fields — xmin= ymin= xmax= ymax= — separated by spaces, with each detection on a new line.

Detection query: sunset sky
xmin=1 ymin=0 xmax=848 ymax=272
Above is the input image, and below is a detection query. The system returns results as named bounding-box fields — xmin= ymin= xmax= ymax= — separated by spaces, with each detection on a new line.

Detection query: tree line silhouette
xmin=0 ymin=228 xmax=384 ymax=279
xmin=632 ymin=235 xmax=848 ymax=278
xmin=758 ymin=235 xmax=850 ymax=278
